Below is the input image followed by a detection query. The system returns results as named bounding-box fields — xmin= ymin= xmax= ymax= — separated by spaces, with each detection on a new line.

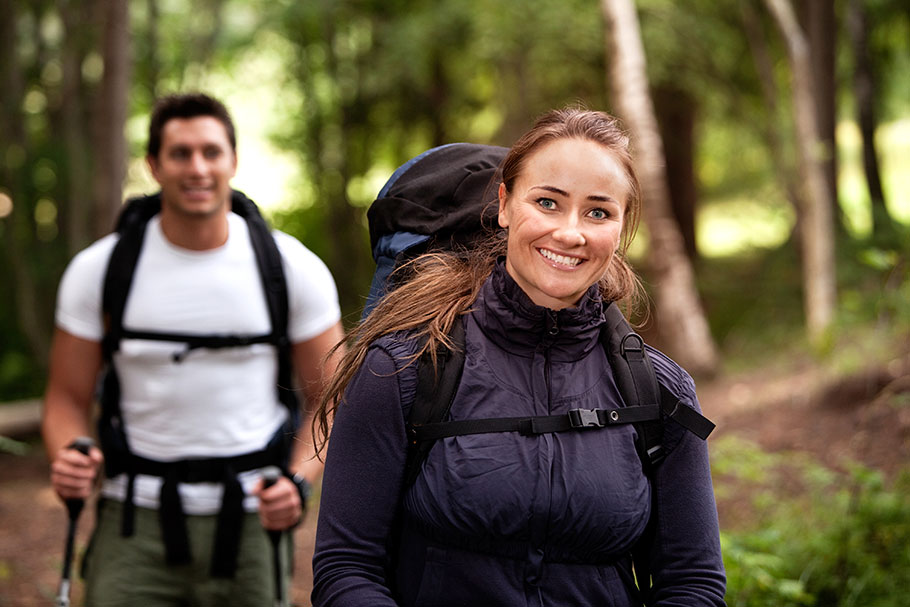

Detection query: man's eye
xmin=204 ymin=147 xmax=222 ymax=159
xmin=537 ymin=197 xmax=556 ymax=210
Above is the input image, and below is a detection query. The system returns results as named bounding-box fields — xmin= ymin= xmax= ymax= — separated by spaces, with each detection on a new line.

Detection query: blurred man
xmin=42 ymin=92 xmax=344 ymax=605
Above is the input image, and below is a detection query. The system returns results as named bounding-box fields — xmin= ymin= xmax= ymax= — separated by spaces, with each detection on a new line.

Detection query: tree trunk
xmin=59 ymin=0 xmax=93 ymax=254
xmin=600 ymin=0 xmax=718 ymax=377
xmin=0 ymin=0 xmax=51 ymax=366
xmin=740 ymin=0 xmax=804 ymax=221
xmin=654 ymin=83 xmax=698 ymax=260
xmin=846 ymin=0 xmax=895 ymax=241
xmin=806 ymin=0 xmax=840 ymax=231
xmin=764 ymin=0 xmax=837 ymax=345
xmin=146 ymin=0 xmax=161 ymax=96
xmin=91 ymin=0 xmax=131 ymax=237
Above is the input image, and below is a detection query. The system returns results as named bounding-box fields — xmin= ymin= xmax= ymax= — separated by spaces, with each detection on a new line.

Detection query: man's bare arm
xmin=42 ymin=328 xmax=105 ymax=500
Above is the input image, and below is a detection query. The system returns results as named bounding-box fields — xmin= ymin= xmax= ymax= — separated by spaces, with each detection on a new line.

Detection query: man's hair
xmin=147 ymin=93 xmax=236 ymax=158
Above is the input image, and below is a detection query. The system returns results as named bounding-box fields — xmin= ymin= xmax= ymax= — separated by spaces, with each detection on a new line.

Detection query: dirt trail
xmin=1 ymin=352 xmax=908 ymax=606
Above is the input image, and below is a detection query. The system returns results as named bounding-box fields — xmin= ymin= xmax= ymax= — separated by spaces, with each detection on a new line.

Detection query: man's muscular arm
xmin=42 ymin=328 xmax=104 ymax=501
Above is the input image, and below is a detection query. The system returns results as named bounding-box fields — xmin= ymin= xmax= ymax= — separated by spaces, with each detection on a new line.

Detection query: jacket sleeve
xmin=311 ymin=345 xmax=409 ymax=607
xmin=644 ymin=354 xmax=727 ymax=606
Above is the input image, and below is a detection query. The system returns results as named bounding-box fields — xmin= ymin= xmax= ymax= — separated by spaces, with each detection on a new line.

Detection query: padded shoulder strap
xmin=403 ymin=317 xmax=466 ymax=487
xmin=602 ymin=303 xmax=716 ymax=464
xmin=232 ymin=190 xmax=298 ymax=418
xmin=102 ymin=193 xmax=159 ymax=360
xmin=601 ymin=303 xmax=664 ymax=466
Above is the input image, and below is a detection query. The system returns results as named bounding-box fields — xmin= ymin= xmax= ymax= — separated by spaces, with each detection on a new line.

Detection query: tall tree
xmin=740 ymin=0 xmax=804 ymax=215
xmin=0 ymin=0 xmax=50 ymax=366
xmin=92 ymin=0 xmax=132 ymax=237
xmin=764 ymin=0 xmax=837 ymax=345
xmin=600 ymin=0 xmax=718 ymax=377
xmin=846 ymin=0 xmax=897 ymax=241
xmin=653 ymin=83 xmax=698 ymax=260
xmin=805 ymin=0 xmax=839 ymax=231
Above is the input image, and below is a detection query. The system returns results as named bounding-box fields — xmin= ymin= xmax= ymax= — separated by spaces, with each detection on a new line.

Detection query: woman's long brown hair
xmin=313 ymin=107 xmax=644 ymax=457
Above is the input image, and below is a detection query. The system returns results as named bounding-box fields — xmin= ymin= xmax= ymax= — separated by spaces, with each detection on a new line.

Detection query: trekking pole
xmin=55 ymin=436 xmax=95 ymax=607
xmin=261 ymin=466 xmax=285 ymax=607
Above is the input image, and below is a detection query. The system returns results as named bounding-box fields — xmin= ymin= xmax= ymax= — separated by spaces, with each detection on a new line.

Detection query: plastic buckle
xmin=568 ymin=408 xmax=604 ymax=429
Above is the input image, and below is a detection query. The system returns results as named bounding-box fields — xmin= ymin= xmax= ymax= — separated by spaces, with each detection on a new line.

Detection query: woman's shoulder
xmin=643 ymin=343 xmax=699 ymax=411
xmin=362 ymin=331 xmax=423 ymax=415
xmin=370 ymin=329 xmax=422 ymax=362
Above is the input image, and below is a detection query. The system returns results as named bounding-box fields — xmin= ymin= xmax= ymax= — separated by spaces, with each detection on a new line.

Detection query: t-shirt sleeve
xmin=55 ymin=234 xmax=118 ymax=342
xmin=273 ymin=230 xmax=342 ymax=343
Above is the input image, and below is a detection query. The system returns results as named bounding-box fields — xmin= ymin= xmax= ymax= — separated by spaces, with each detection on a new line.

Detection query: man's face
xmin=147 ymin=116 xmax=237 ymax=219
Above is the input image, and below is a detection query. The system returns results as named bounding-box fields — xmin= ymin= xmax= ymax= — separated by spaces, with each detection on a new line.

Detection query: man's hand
xmin=254 ymin=474 xmax=303 ymax=531
xmin=50 ymin=443 xmax=103 ymax=502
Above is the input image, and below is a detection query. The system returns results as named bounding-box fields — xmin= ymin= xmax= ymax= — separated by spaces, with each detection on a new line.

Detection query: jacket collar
xmin=471 ymin=260 xmax=606 ymax=361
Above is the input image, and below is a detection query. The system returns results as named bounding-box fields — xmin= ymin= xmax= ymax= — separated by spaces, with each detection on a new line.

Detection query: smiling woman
xmin=310 ymin=108 xmax=727 ymax=606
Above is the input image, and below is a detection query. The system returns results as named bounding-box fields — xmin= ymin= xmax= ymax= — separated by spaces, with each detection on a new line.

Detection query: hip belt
xmin=110 ymin=443 xmax=282 ymax=578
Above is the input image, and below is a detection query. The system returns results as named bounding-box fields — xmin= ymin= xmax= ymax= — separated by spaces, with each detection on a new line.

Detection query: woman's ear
xmin=497 ymin=182 xmax=510 ymax=229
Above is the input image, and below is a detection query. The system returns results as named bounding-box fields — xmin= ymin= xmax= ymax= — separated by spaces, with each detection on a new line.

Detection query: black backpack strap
xmin=602 ymin=302 xmax=716 ymax=603
xmin=411 ymin=405 xmax=661 ymax=442
xmin=601 ymin=303 xmax=665 ymax=468
xmin=230 ymin=190 xmax=298 ymax=425
xmin=403 ymin=317 xmax=466 ymax=487
xmin=102 ymin=193 xmax=159 ymax=360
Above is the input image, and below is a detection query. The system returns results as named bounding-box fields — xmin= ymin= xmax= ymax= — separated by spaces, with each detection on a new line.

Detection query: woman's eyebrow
xmin=532 ymin=184 xmax=619 ymax=204
xmin=530 ymin=185 xmax=569 ymax=197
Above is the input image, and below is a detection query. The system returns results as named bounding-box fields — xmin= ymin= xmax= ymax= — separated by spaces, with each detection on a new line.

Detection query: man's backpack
xmin=97 ymin=189 xmax=298 ymax=577
xmin=365 ymin=143 xmax=716 ymax=598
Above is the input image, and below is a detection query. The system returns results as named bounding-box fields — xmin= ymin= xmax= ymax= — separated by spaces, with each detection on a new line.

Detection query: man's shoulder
xmin=270 ymin=229 xmax=320 ymax=262
xmin=66 ymin=232 xmax=121 ymax=274
xmin=270 ymin=229 xmax=337 ymax=289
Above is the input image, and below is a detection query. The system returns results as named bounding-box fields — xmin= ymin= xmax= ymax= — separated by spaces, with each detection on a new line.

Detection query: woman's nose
xmin=552 ymin=218 xmax=585 ymax=247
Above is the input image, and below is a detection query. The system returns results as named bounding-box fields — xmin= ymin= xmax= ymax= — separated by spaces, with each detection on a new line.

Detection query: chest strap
xmin=409 ymin=390 xmax=714 ymax=444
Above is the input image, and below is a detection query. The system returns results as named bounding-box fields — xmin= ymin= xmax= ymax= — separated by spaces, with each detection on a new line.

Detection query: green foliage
xmin=714 ymin=437 xmax=910 ymax=606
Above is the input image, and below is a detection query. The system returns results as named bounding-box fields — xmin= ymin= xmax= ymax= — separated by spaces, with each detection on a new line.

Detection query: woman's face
xmin=498 ymin=137 xmax=631 ymax=310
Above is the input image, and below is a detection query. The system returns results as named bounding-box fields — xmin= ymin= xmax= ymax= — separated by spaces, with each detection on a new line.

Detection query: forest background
xmin=1 ymin=0 xmax=909 ymax=605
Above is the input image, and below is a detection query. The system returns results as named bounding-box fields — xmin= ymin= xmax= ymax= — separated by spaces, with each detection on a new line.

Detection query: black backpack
xmin=365 ymin=143 xmax=716 ymax=598
xmin=96 ymin=189 xmax=297 ymax=577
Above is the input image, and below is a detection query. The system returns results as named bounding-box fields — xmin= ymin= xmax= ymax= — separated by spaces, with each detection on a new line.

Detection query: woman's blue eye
xmin=589 ymin=208 xmax=608 ymax=220
xmin=537 ymin=197 xmax=556 ymax=210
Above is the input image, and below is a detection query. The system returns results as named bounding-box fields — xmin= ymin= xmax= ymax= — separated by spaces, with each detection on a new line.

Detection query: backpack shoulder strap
xmin=102 ymin=193 xmax=161 ymax=360
xmin=601 ymin=303 xmax=716 ymax=460
xmin=601 ymin=303 xmax=665 ymax=468
xmin=403 ymin=317 xmax=466 ymax=487
xmin=231 ymin=190 xmax=298 ymax=418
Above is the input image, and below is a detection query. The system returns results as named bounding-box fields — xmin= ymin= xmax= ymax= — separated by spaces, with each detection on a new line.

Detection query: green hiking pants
xmin=82 ymin=499 xmax=293 ymax=606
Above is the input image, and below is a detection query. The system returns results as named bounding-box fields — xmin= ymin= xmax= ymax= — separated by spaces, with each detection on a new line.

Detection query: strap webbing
xmin=119 ymin=329 xmax=277 ymax=362
xmin=658 ymin=383 xmax=715 ymax=440
xmin=403 ymin=318 xmax=466 ymax=486
xmin=410 ymin=405 xmax=660 ymax=442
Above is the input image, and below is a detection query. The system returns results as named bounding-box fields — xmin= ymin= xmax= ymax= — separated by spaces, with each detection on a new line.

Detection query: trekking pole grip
xmin=261 ymin=466 xmax=285 ymax=607
xmin=65 ymin=437 xmax=95 ymax=520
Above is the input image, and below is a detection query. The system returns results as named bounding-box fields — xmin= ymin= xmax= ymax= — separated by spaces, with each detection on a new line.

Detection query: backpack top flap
xmin=366 ymin=143 xmax=508 ymax=252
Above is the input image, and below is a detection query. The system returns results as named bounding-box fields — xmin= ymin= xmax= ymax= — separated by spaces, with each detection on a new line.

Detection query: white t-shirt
xmin=56 ymin=212 xmax=341 ymax=514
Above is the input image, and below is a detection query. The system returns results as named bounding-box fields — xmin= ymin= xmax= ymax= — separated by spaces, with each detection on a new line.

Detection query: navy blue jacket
xmin=312 ymin=263 xmax=726 ymax=606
